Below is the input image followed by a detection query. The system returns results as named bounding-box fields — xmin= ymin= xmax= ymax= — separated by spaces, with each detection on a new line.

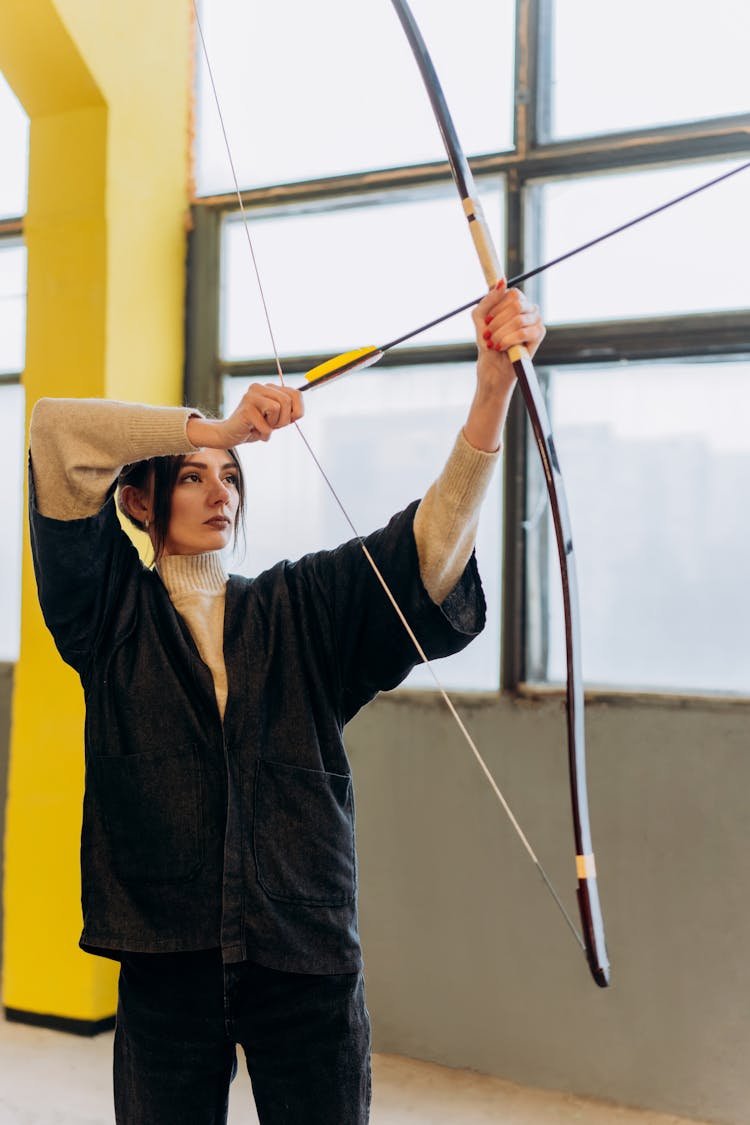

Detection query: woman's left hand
xmin=463 ymin=284 xmax=546 ymax=453
xmin=472 ymin=283 xmax=546 ymax=388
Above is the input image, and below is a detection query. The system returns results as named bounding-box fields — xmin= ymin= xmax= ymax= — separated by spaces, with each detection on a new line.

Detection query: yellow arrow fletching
xmin=302 ymin=346 xmax=383 ymax=391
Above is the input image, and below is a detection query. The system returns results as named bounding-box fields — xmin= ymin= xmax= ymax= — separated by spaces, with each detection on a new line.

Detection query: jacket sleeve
xmin=28 ymin=477 xmax=140 ymax=678
xmin=28 ymin=398 xmax=200 ymax=677
xmin=297 ymin=501 xmax=487 ymax=724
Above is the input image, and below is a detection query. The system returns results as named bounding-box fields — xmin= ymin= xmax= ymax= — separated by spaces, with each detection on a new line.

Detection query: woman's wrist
xmin=463 ymin=371 xmax=516 ymax=453
xmin=187 ymin=415 xmax=223 ymax=449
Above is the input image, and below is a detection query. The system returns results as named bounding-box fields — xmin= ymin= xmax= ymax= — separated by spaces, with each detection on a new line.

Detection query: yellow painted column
xmin=0 ymin=0 xmax=192 ymax=1026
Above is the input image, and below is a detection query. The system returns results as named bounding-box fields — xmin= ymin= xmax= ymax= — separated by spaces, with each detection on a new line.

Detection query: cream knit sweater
xmin=30 ymin=399 xmax=498 ymax=716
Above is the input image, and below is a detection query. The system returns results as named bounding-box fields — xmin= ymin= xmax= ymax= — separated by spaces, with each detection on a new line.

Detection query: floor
xmin=0 ymin=1013 xmax=713 ymax=1125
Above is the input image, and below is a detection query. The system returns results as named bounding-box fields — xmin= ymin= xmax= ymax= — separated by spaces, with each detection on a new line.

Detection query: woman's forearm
xmin=414 ymin=431 xmax=499 ymax=604
xmin=29 ymin=398 xmax=200 ymax=520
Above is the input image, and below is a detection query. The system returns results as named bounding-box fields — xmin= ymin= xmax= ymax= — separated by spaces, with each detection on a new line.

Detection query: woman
xmin=29 ymin=284 xmax=544 ymax=1125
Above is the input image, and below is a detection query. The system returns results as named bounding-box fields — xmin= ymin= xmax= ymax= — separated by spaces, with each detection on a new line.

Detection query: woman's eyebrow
xmin=181 ymin=461 xmax=236 ymax=471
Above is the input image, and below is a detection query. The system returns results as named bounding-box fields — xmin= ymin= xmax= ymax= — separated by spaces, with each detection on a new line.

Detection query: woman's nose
xmin=210 ymin=479 xmax=231 ymax=503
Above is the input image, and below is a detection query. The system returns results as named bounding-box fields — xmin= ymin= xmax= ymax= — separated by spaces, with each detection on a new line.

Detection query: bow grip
xmin=462 ymin=196 xmax=530 ymax=366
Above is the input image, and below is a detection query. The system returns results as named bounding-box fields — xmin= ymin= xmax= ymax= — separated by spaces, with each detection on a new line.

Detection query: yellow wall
xmin=0 ymin=0 xmax=193 ymax=1021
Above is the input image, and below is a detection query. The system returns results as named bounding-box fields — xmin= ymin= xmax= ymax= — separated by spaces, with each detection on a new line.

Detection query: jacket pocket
xmin=253 ymin=759 xmax=356 ymax=907
xmin=93 ymin=746 xmax=204 ymax=883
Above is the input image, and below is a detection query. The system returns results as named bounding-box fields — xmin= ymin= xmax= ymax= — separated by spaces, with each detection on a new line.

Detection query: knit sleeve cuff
xmin=124 ymin=405 xmax=203 ymax=463
xmin=438 ymin=428 xmax=501 ymax=513
xmin=413 ymin=429 xmax=501 ymax=605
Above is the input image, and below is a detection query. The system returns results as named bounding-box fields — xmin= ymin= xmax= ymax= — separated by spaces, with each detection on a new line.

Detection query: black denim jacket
xmin=29 ymin=472 xmax=486 ymax=973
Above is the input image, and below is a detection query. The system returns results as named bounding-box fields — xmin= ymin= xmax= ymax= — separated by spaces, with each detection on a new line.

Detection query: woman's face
xmin=163 ymin=448 xmax=241 ymax=556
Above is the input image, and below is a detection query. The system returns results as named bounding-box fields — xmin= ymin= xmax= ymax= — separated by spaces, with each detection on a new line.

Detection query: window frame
xmin=0 ymin=219 xmax=24 ymax=386
xmin=185 ymin=0 xmax=750 ymax=701
xmin=0 ymin=219 xmax=26 ymax=668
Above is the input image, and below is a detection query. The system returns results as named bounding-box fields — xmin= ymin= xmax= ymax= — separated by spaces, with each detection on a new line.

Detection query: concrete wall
xmin=0 ymin=663 xmax=12 ymax=967
xmin=348 ymin=689 xmax=750 ymax=1125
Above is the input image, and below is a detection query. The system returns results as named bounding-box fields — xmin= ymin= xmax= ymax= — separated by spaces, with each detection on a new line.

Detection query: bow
xmin=389 ymin=0 xmax=609 ymax=987
xmin=194 ymin=0 xmax=609 ymax=988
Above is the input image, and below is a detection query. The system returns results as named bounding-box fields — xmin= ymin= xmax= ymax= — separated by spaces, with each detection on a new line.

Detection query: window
xmin=195 ymin=0 xmax=514 ymax=193
xmin=189 ymin=0 xmax=750 ymax=697
xmin=0 ymin=385 xmax=25 ymax=662
xmin=0 ymin=71 xmax=29 ymax=663
xmin=220 ymin=185 xmax=504 ymax=361
xmin=0 ymin=72 xmax=28 ymax=219
xmin=0 ymin=242 xmax=27 ymax=373
xmin=527 ymin=361 xmax=750 ymax=693
xmin=551 ymin=0 xmax=750 ymax=141
xmin=223 ymin=368 xmax=502 ymax=691
xmin=537 ymin=161 xmax=749 ymax=324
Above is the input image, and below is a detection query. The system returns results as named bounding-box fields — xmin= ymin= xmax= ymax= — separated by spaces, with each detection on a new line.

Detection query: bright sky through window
xmin=0 ymin=72 xmax=28 ymax=219
xmin=0 ymin=73 xmax=27 ymax=662
xmin=552 ymin=0 xmax=749 ymax=139
xmin=195 ymin=0 xmax=514 ymax=194
xmin=541 ymin=362 xmax=750 ymax=693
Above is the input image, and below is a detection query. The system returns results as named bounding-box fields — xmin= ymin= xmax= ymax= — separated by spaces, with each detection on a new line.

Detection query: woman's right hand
xmin=187 ymin=383 xmax=304 ymax=448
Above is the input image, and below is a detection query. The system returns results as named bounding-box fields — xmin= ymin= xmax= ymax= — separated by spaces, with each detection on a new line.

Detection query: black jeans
xmin=114 ymin=950 xmax=371 ymax=1125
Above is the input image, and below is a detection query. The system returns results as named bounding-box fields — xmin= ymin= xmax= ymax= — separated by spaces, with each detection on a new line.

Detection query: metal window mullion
xmin=503 ymin=0 xmax=552 ymax=691
xmin=196 ymin=113 xmax=750 ymax=219
xmin=184 ymin=205 xmax=222 ymax=416
xmin=540 ymin=312 xmax=750 ymax=364
xmin=219 ymin=342 xmax=477 ymax=383
xmin=514 ymin=0 xmax=554 ymax=152
xmin=0 ymin=220 xmax=23 ymax=239
xmin=501 ymin=166 xmax=528 ymax=691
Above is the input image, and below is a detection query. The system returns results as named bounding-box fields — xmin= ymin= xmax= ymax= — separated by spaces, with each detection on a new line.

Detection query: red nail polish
xmin=484 ymin=316 xmax=493 ymax=326
xmin=482 ymin=330 xmax=491 ymax=340
xmin=486 ymin=341 xmax=494 ymax=350
xmin=496 ymin=278 xmax=506 ymax=290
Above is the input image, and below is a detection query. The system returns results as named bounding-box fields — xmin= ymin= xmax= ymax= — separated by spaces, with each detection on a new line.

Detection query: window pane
xmin=221 ymin=183 xmax=503 ymax=360
xmin=222 ymin=366 xmax=501 ymax=691
xmin=0 ymin=385 xmax=25 ymax=662
xmin=0 ymin=72 xmax=29 ymax=218
xmin=537 ymin=161 xmax=749 ymax=324
xmin=552 ymin=0 xmax=750 ymax=140
xmin=0 ymin=242 xmax=27 ymax=374
xmin=527 ymin=361 xmax=750 ymax=694
xmin=195 ymin=0 xmax=514 ymax=193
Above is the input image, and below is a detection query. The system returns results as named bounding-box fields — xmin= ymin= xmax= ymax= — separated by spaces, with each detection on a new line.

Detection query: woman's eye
xmin=224 ymin=474 xmax=238 ymax=486
xmin=181 ymin=472 xmax=200 ymax=483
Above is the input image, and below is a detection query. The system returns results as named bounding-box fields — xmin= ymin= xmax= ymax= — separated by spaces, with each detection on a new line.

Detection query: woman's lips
xmin=205 ymin=517 xmax=231 ymax=528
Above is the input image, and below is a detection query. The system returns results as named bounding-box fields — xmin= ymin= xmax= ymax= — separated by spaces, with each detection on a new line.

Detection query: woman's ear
xmin=119 ymin=485 xmax=152 ymax=530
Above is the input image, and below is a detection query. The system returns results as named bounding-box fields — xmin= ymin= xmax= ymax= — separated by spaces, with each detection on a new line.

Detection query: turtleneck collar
xmin=156 ymin=551 xmax=228 ymax=599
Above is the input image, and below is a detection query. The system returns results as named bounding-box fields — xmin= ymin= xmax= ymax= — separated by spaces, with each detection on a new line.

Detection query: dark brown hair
xmin=117 ymin=448 xmax=246 ymax=562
